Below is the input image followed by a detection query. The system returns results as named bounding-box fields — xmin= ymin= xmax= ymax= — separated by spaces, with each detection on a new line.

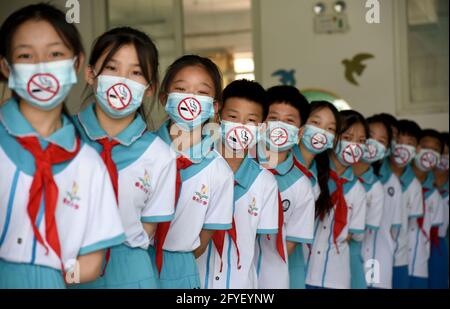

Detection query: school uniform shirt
xmin=155 ymin=121 xmax=234 ymax=252
xmin=0 ymin=98 xmax=125 ymax=272
xmin=293 ymin=145 xmax=320 ymax=200
xmin=363 ymin=160 xmax=402 ymax=289
xmin=305 ymin=164 xmax=367 ymax=289
xmin=75 ymin=104 xmax=176 ymax=249
xmin=395 ymin=165 xmax=424 ymax=267
xmin=408 ymin=172 xmax=444 ymax=278
xmin=438 ymin=181 xmax=449 ymax=238
xmin=255 ymin=153 xmax=315 ymax=289
xmin=198 ymin=155 xmax=279 ymax=289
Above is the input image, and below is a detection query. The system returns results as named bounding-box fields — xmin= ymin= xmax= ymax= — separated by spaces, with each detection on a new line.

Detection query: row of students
xmin=0 ymin=3 xmax=448 ymax=289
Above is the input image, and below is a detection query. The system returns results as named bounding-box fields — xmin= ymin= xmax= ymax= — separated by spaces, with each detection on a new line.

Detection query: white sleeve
xmin=365 ymin=182 xmax=384 ymax=231
xmin=408 ymin=181 xmax=424 ymax=219
xmin=78 ymin=164 xmax=125 ymax=256
xmin=203 ymin=163 xmax=234 ymax=230
xmin=348 ymin=181 xmax=367 ymax=236
xmin=256 ymin=172 xmax=279 ymax=235
xmin=141 ymin=155 xmax=176 ymax=223
xmin=285 ymin=177 xmax=315 ymax=244
xmin=431 ymin=193 xmax=444 ymax=227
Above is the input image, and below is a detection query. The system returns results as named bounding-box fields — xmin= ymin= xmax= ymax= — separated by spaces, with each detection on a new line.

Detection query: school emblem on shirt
xmin=282 ymin=199 xmax=291 ymax=212
xmin=192 ymin=184 xmax=209 ymax=205
xmin=248 ymin=197 xmax=259 ymax=216
xmin=63 ymin=182 xmax=81 ymax=210
xmin=388 ymin=187 xmax=395 ymax=197
xmin=135 ymin=170 xmax=151 ymax=194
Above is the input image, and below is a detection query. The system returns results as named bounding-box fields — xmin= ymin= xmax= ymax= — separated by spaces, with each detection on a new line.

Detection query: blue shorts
xmin=71 ymin=244 xmax=159 ymax=289
xmin=148 ymin=246 xmax=201 ymax=289
xmin=409 ymin=276 xmax=428 ymax=289
xmin=0 ymin=259 xmax=65 ymax=289
xmin=428 ymin=237 xmax=449 ymax=289
xmin=392 ymin=265 xmax=409 ymax=289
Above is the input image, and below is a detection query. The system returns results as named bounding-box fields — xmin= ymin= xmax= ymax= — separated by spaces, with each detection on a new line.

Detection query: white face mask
xmin=392 ymin=144 xmax=416 ymax=167
xmin=436 ymin=154 xmax=449 ymax=172
xmin=335 ymin=140 xmax=365 ymax=166
xmin=414 ymin=148 xmax=441 ymax=172
xmin=221 ymin=120 xmax=258 ymax=152
xmin=7 ymin=58 xmax=77 ymax=110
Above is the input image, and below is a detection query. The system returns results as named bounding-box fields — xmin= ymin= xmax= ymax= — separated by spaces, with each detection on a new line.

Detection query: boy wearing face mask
xmin=385 ymin=119 xmax=424 ymax=289
xmin=253 ymin=86 xmax=315 ymax=289
xmin=408 ymin=129 xmax=445 ymax=289
xmin=197 ymin=80 xmax=279 ymax=289
xmin=429 ymin=132 xmax=449 ymax=289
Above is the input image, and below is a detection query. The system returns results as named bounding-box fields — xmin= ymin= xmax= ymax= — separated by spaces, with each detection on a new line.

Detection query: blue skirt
xmin=72 ymin=244 xmax=159 ymax=289
xmin=392 ymin=265 xmax=409 ymax=289
xmin=0 ymin=259 xmax=65 ymax=289
xmin=428 ymin=237 xmax=449 ymax=289
xmin=148 ymin=246 xmax=201 ymax=289
xmin=349 ymin=240 xmax=367 ymax=289
xmin=289 ymin=244 xmax=307 ymax=289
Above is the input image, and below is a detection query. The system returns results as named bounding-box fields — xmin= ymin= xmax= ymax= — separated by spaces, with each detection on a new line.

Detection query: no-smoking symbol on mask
xmin=27 ymin=73 xmax=60 ymax=102
xmin=107 ymin=83 xmax=132 ymax=110
xmin=226 ymin=126 xmax=254 ymax=151
xmin=177 ymin=97 xmax=202 ymax=121
xmin=419 ymin=152 xmax=438 ymax=169
xmin=342 ymin=144 xmax=363 ymax=164
xmin=311 ymin=132 xmax=328 ymax=150
xmin=394 ymin=146 xmax=411 ymax=165
xmin=366 ymin=144 xmax=377 ymax=159
xmin=270 ymin=127 xmax=288 ymax=146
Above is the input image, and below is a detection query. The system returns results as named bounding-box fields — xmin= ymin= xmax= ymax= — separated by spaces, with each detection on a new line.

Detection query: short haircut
xmin=266 ymin=86 xmax=310 ymax=125
xmin=397 ymin=119 xmax=422 ymax=142
xmin=420 ymin=129 xmax=444 ymax=154
xmin=222 ymin=79 xmax=268 ymax=119
xmin=377 ymin=113 xmax=399 ymax=130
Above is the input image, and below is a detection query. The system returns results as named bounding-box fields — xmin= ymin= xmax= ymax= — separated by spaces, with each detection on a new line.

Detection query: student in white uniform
xmin=429 ymin=132 xmax=449 ymax=289
xmin=305 ymin=110 xmax=367 ymax=289
xmin=151 ymin=55 xmax=234 ymax=289
xmin=409 ymin=129 xmax=445 ymax=289
xmin=0 ymin=4 xmax=124 ymax=288
xmin=197 ymin=79 xmax=279 ymax=289
xmin=290 ymin=101 xmax=340 ymax=288
xmin=353 ymin=115 xmax=387 ymax=289
xmin=387 ymin=119 xmax=424 ymax=289
xmin=255 ymin=86 xmax=315 ymax=289
xmin=72 ymin=27 xmax=177 ymax=289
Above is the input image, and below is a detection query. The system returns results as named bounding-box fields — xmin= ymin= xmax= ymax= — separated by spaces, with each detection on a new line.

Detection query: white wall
xmin=254 ymin=0 xmax=449 ymax=131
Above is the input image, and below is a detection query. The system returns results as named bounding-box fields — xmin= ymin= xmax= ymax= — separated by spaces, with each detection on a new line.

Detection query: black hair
xmin=420 ymin=129 xmax=444 ymax=154
xmin=440 ymin=132 xmax=449 ymax=149
xmin=160 ymin=54 xmax=222 ymax=103
xmin=222 ymin=79 xmax=268 ymax=120
xmin=377 ymin=113 xmax=399 ymax=131
xmin=366 ymin=114 xmax=393 ymax=176
xmin=87 ymin=27 xmax=159 ymax=120
xmin=339 ymin=110 xmax=369 ymax=138
xmin=396 ymin=119 xmax=422 ymax=143
xmin=0 ymin=3 xmax=84 ymax=115
xmin=266 ymin=86 xmax=310 ymax=125
xmin=307 ymin=101 xmax=342 ymax=220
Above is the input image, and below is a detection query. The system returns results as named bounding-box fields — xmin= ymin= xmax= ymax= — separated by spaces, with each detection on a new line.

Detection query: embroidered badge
xmin=248 ymin=197 xmax=259 ymax=216
xmin=135 ymin=170 xmax=151 ymax=194
xmin=63 ymin=181 xmax=81 ymax=210
xmin=282 ymin=199 xmax=291 ymax=212
xmin=193 ymin=184 xmax=209 ymax=205
xmin=388 ymin=187 xmax=395 ymax=197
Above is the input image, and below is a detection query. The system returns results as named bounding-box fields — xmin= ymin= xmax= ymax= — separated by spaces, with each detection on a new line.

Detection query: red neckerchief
xmin=293 ymin=157 xmax=314 ymax=179
xmin=17 ymin=136 xmax=81 ymax=275
xmin=154 ymin=156 xmax=193 ymax=273
xmin=211 ymin=181 xmax=241 ymax=272
xmin=267 ymin=169 xmax=287 ymax=263
xmin=329 ymin=170 xmax=348 ymax=253
xmin=417 ymin=188 xmax=430 ymax=243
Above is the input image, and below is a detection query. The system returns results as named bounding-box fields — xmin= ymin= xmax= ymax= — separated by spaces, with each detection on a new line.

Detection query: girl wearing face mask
xmin=305 ymin=109 xmax=367 ymax=289
xmin=72 ymin=27 xmax=177 ymax=289
xmin=288 ymin=101 xmax=339 ymax=289
xmin=151 ymin=55 xmax=234 ymax=289
xmin=429 ymin=132 xmax=449 ymax=289
xmin=355 ymin=116 xmax=401 ymax=289
xmin=0 ymin=4 xmax=125 ymax=288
